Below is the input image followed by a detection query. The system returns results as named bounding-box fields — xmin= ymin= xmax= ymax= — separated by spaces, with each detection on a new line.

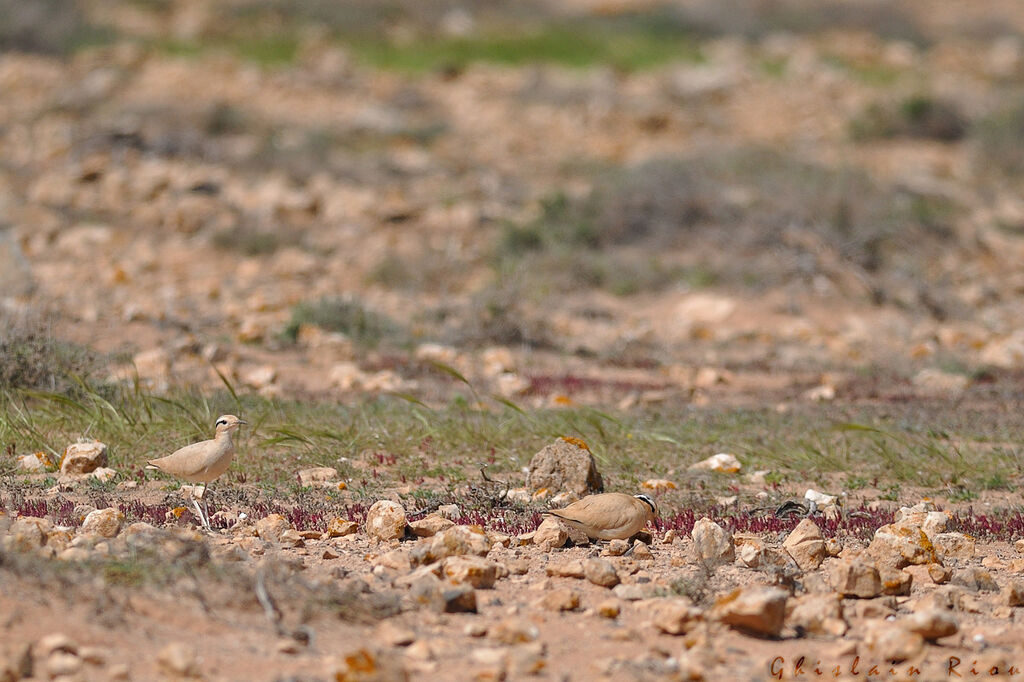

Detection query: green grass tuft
xmin=282 ymin=297 xmax=404 ymax=348
xmin=2 ymin=382 xmax=1021 ymax=496
xmin=0 ymin=312 xmax=101 ymax=394
xmin=347 ymin=22 xmax=703 ymax=73
xmin=850 ymin=94 xmax=967 ymax=142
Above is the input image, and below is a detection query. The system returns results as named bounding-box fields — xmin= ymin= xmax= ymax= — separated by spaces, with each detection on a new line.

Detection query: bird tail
xmin=145 ymin=464 xmax=159 ymax=471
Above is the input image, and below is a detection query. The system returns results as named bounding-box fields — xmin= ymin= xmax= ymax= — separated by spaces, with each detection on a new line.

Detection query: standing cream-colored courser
xmin=542 ymin=492 xmax=658 ymax=540
xmin=146 ymin=415 xmax=246 ymax=530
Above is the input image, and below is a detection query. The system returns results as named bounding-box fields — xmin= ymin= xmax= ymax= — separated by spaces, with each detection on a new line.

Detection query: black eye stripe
xmin=634 ymin=494 xmax=657 ymax=514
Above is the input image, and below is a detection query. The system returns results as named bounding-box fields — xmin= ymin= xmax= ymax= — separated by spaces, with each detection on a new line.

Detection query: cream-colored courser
xmin=146 ymin=414 xmax=246 ymax=529
xmin=542 ymin=492 xmax=657 ymax=540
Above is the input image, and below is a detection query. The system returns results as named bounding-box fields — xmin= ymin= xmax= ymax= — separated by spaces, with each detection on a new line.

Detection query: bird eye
xmin=216 ymin=418 xmax=227 ymax=426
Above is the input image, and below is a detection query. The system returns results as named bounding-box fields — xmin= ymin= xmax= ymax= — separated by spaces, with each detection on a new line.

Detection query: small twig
xmin=479 ymin=463 xmax=511 ymax=506
xmin=408 ymin=501 xmax=442 ymax=518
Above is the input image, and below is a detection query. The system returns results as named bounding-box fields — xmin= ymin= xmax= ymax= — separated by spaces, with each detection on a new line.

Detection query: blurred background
xmin=3 ymin=0 xmax=1024 ymax=406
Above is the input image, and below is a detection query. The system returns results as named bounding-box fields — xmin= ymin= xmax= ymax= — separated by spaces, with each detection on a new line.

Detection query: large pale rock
xmin=735 ymin=534 xmax=776 ymax=568
xmin=786 ymin=593 xmax=846 ymax=636
xmin=867 ymin=524 xmax=936 ymax=568
xmin=532 ymin=517 xmax=569 ymax=550
xmin=650 ymin=598 xmax=702 ymax=635
xmin=597 ymin=600 xmax=621 ymax=619
xmin=332 ymin=648 xmax=409 ymax=682
xmin=441 ymin=584 xmax=477 ymax=613
xmin=583 ymin=558 xmax=620 ymax=588
xmin=5 ymin=516 xmax=51 ymax=552
xmin=689 ymin=453 xmax=741 ymax=473
xmin=631 ymin=541 xmax=653 ymax=560
xmin=490 ymin=618 xmax=539 ymax=645
xmin=546 ymin=560 xmax=585 ymax=579
xmin=830 ymin=559 xmax=882 ymax=598
xmin=59 ymin=440 xmax=107 ymax=475
xmin=81 ymin=508 xmax=124 ymax=538
xmin=255 ymin=514 xmax=292 ymax=543
xmin=508 ymin=642 xmax=546 ymax=677
xmin=1005 ymin=581 xmax=1024 ymax=606
xmin=436 ymin=504 xmax=461 ymax=521
xmin=408 ymin=573 xmax=477 ymax=613
xmin=37 ymin=633 xmax=76 ymax=658
xmin=691 ymin=517 xmax=734 ymax=566
xmin=782 ymin=518 xmax=826 ymax=571
xmin=469 ymin=647 xmax=507 ymax=675
xmin=526 ymin=438 xmax=603 ymax=497
xmin=442 ymin=556 xmax=502 ymax=589
xmin=327 ymin=517 xmax=359 ymax=538
xmin=408 ymin=514 xmax=454 ymax=537
xmin=894 ymin=504 xmax=950 ymax=539
xmin=879 ymin=567 xmax=913 ymax=596
xmin=932 ymin=532 xmax=976 ymax=561
xmin=46 ymin=652 xmax=82 ymax=678
xmin=16 ymin=453 xmax=46 ymax=472
xmin=89 ymin=467 xmax=117 ymax=483
xmin=951 ymin=567 xmax=997 ymax=592
xmin=712 ymin=586 xmax=788 ymax=637
xmin=157 ymin=642 xmax=200 ymax=677
xmin=365 ymin=501 xmax=408 ymax=542
xmin=912 ymin=369 xmax=969 ymax=398
xmin=297 ymin=467 xmax=338 ymax=485
xmin=605 ymin=538 xmax=630 ymax=556
xmin=411 ymin=525 xmax=491 ymax=565
xmin=373 ymin=548 xmax=411 ymax=572
xmin=862 ymin=621 xmax=924 ymax=662
xmin=903 ymin=609 xmax=958 ymax=640
xmin=537 ymin=587 xmax=580 ymax=612
xmin=641 ymin=478 xmax=677 ymax=493
xmin=928 ymin=562 xmax=952 ymax=584
xmin=613 ymin=584 xmax=659 ymax=601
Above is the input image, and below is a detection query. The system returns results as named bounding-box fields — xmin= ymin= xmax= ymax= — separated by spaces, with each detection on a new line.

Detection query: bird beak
xmin=237 ymin=419 xmax=248 ymax=425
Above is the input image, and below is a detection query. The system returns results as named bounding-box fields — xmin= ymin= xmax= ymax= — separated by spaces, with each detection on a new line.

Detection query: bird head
xmin=634 ymin=493 xmax=658 ymax=520
xmin=214 ymin=414 xmax=247 ymax=435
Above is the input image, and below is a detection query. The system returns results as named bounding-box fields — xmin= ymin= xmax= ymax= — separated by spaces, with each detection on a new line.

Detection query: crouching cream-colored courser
xmin=146 ymin=415 xmax=246 ymax=530
xmin=542 ymin=492 xmax=658 ymax=540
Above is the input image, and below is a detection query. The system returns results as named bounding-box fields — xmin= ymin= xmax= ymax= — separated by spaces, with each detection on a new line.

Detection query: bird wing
xmin=546 ymin=494 xmax=639 ymax=532
xmin=147 ymin=440 xmax=213 ymax=478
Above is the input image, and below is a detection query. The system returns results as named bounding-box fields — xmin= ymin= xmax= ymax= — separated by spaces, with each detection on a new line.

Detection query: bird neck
xmin=215 ymin=430 xmax=234 ymax=445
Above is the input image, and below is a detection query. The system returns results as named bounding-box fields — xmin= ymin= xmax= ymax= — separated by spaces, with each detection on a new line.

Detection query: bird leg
xmin=190 ymin=483 xmax=212 ymax=531
xmin=190 ymin=496 xmax=210 ymax=531
xmin=202 ymin=484 xmax=212 ymax=530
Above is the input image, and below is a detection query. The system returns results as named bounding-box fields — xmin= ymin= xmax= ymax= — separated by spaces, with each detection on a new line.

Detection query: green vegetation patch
xmin=974 ymin=97 xmax=1024 ymax=178
xmin=282 ymin=297 xmax=405 ymax=348
xmin=850 ymin=95 xmax=968 ymax=142
xmin=0 ymin=312 xmax=101 ymax=393
xmin=155 ymin=35 xmax=300 ymax=66
xmin=494 ymin=148 xmax=961 ymax=303
xmin=1 ymin=381 xmax=1020 ymax=497
xmin=212 ymin=225 xmax=294 ymax=257
xmin=347 ymin=21 xmax=703 ymax=72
